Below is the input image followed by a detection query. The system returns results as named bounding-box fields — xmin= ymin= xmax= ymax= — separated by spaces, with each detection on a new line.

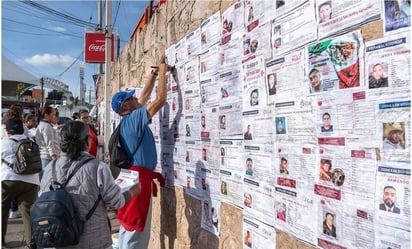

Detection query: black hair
xmin=5 ymin=117 xmax=24 ymax=135
xmin=60 ymin=121 xmax=89 ymax=160
xmin=79 ymin=109 xmax=89 ymax=114
xmin=24 ymin=114 xmax=36 ymax=123
xmin=383 ymin=186 xmax=396 ymax=192
xmin=2 ymin=105 xmax=24 ymax=125
xmin=72 ymin=112 xmax=80 ymax=120
xmin=322 ymin=112 xmax=331 ymax=119
xmin=39 ymin=106 xmax=55 ymax=119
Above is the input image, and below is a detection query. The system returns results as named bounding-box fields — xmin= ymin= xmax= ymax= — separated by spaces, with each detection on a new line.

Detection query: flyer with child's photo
xmin=115 ymin=169 xmax=139 ymax=192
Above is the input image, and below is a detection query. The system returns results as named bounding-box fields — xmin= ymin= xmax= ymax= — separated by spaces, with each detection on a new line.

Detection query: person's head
xmin=202 ymin=148 xmax=207 ymax=160
xmin=383 ymin=186 xmax=397 ymax=207
xmin=5 ymin=117 xmax=24 ymax=135
xmin=79 ymin=109 xmax=91 ymax=124
xmin=274 ymin=37 xmax=281 ymax=48
xmin=2 ymin=105 xmax=24 ymax=124
xmin=186 ymin=124 xmax=190 ymax=132
xmin=248 ymin=6 xmax=254 ymax=20
xmin=246 ymin=158 xmax=253 ymax=172
xmin=221 ymin=181 xmax=227 ymax=193
xmin=268 ymin=74 xmax=276 ymax=88
xmin=185 ymin=99 xmax=190 ymax=110
xmin=201 ymin=115 xmax=206 ymax=128
xmin=371 ymin=63 xmax=385 ymax=80
xmin=223 ymin=19 xmax=228 ymax=29
xmin=321 ymin=159 xmax=332 ymax=172
xmin=60 ymin=121 xmax=91 ymax=160
xmin=277 ymin=119 xmax=283 ymax=130
xmin=72 ymin=112 xmax=79 ymax=120
xmin=111 ymin=90 xmax=138 ymax=116
xmin=246 ymin=124 xmax=251 ymax=133
xmin=250 ymin=89 xmax=259 ymax=106
xmin=51 ymin=109 xmax=59 ymax=124
xmin=309 ymin=68 xmax=322 ymax=90
xmin=221 ymin=115 xmax=226 ymax=124
xmin=325 ymin=212 xmax=334 ymax=226
xmin=244 ymin=193 xmax=252 ymax=206
xmin=280 ymin=157 xmax=288 ymax=173
xmin=385 ymin=123 xmax=404 ymax=145
xmin=322 ymin=112 xmax=331 ymax=128
xmin=319 ymin=1 xmax=332 ymax=23
xmin=40 ymin=106 xmax=57 ymax=123
xmin=24 ymin=114 xmax=37 ymax=129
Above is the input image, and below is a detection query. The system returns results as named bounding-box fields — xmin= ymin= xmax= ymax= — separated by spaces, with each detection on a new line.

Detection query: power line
xmin=19 ymin=0 xmax=98 ymax=29
xmin=56 ymin=51 xmax=84 ymax=78
xmin=3 ymin=18 xmax=84 ymax=39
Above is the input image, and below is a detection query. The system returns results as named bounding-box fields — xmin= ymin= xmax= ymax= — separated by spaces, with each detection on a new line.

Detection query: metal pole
xmin=104 ymin=0 xmax=112 ymax=161
xmin=40 ymin=77 xmax=44 ymax=108
xmin=98 ymin=0 xmax=103 ymax=75
xmin=89 ymin=86 xmax=92 ymax=110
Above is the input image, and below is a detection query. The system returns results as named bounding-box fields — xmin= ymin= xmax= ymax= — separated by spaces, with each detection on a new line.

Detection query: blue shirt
xmin=120 ymin=105 xmax=157 ymax=170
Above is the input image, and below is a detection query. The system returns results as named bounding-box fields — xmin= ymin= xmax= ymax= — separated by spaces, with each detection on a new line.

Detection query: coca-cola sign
xmin=84 ymin=32 xmax=114 ymax=63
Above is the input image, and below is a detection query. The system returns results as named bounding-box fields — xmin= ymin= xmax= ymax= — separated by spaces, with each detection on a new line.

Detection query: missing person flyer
xmin=115 ymin=169 xmax=139 ymax=192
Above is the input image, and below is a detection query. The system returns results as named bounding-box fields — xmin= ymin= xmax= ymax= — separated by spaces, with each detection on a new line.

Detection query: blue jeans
xmin=118 ymin=197 xmax=152 ymax=249
xmin=10 ymin=199 xmax=18 ymax=212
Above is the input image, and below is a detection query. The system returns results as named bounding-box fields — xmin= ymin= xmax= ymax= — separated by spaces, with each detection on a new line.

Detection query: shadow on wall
xmin=159 ymin=66 xmax=181 ymax=249
xmin=184 ymin=160 xmax=219 ymax=249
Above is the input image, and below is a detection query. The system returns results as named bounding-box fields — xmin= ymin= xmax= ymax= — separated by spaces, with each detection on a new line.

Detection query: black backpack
xmin=108 ymin=121 xmax=143 ymax=169
xmin=1 ymin=138 xmax=42 ymax=175
xmin=30 ymin=157 xmax=101 ymax=247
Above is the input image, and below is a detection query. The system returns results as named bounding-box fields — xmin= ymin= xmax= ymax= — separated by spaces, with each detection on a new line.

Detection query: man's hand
xmin=129 ymin=182 xmax=141 ymax=198
xmin=158 ymin=54 xmax=168 ymax=74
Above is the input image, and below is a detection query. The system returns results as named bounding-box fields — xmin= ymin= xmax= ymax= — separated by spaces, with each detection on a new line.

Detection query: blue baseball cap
xmin=111 ymin=89 xmax=136 ymax=113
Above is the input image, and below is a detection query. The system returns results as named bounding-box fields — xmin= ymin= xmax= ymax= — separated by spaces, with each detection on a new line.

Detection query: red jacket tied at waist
xmin=117 ymin=166 xmax=165 ymax=231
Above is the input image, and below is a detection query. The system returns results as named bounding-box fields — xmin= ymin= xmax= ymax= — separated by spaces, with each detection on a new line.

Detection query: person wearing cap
xmin=112 ymin=55 xmax=167 ymax=249
xmin=383 ymin=123 xmax=405 ymax=150
xmin=2 ymin=117 xmax=39 ymax=249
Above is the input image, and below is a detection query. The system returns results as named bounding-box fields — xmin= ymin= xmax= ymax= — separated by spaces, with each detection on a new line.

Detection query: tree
xmin=15 ymin=83 xmax=26 ymax=101
xmin=68 ymin=96 xmax=80 ymax=111
xmin=46 ymin=90 xmax=64 ymax=102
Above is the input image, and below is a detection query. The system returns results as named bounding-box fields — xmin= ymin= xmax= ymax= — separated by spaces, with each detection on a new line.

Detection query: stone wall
xmin=100 ymin=1 xmax=384 ymax=248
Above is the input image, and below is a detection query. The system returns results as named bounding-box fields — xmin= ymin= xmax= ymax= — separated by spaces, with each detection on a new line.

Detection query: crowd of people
xmin=1 ymin=55 xmax=167 ymax=249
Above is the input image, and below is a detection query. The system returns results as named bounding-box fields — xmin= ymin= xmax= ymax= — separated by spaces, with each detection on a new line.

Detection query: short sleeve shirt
xmin=120 ymin=105 xmax=157 ymax=170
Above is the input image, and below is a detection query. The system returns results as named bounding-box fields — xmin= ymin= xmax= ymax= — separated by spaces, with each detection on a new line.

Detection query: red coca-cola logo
xmin=88 ymin=43 xmax=106 ymax=52
xmin=84 ymin=32 xmax=114 ymax=63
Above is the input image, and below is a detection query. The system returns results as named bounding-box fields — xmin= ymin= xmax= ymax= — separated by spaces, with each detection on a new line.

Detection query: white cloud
xmin=49 ymin=26 xmax=66 ymax=32
xmin=24 ymin=53 xmax=80 ymax=69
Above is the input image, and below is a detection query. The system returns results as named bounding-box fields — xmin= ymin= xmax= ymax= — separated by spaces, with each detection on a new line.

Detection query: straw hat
xmin=384 ymin=123 xmax=403 ymax=138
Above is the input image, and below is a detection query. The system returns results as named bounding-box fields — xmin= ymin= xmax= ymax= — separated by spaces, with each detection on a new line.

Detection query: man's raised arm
xmin=147 ymin=55 xmax=168 ymax=119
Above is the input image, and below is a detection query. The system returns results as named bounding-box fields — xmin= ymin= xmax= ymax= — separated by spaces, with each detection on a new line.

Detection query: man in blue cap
xmin=112 ymin=55 xmax=167 ymax=249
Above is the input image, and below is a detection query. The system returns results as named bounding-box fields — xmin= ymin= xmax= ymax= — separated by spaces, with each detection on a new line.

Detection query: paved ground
xmin=2 ymin=217 xmax=26 ymax=249
xmin=1 ymin=210 xmax=119 ymax=249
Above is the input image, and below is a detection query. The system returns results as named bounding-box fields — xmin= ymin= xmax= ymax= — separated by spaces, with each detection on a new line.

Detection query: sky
xmin=1 ymin=0 xmax=148 ymax=102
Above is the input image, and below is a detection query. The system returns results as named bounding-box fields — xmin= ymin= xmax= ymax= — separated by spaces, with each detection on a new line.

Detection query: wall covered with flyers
xmin=106 ymin=0 xmax=411 ymax=248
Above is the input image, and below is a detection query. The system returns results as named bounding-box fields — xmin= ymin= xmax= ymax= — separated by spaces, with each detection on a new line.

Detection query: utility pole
xmin=104 ymin=0 xmax=112 ymax=161
xmin=89 ymin=86 xmax=92 ymax=110
xmin=97 ymin=0 xmax=103 ymax=75
xmin=40 ymin=77 xmax=44 ymax=108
